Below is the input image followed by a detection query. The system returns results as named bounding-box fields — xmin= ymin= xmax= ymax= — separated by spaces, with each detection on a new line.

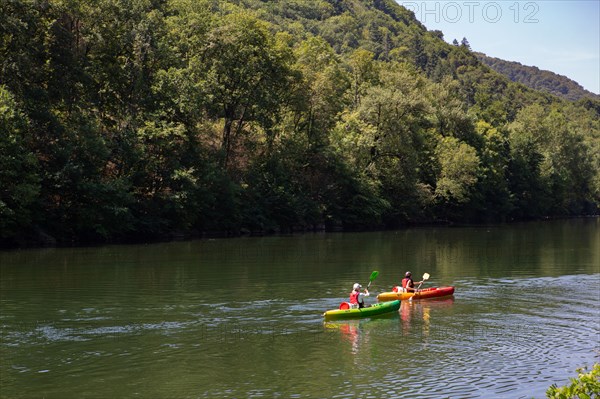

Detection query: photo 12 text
xmin=400 ymin=1 xmax=540 ymax=24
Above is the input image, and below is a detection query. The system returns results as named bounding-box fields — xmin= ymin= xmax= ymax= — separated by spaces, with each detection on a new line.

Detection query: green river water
xmin=1 ymin=218 xmax=599 ymax=398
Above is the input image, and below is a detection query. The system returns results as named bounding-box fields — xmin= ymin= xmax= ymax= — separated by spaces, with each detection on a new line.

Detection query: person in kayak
xmin=349 ymin=283 xmax=369 ymax=308
xmin=401 ymin=271 xmax=423 ymax=292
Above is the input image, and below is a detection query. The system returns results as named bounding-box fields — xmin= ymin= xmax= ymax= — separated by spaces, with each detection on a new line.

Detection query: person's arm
xmin=414 ymin=281 xmax=423 ymax=291
xmin=358 ymin=290 xmax=369 ymax=307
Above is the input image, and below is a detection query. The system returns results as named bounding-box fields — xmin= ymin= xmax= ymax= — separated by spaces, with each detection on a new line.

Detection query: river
xmin=1 ymin=218 xmax=598 ymax=398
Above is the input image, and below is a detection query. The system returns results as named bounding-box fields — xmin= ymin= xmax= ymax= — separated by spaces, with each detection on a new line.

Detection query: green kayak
xmin=323 ymin=299 xmax=400 ymax=321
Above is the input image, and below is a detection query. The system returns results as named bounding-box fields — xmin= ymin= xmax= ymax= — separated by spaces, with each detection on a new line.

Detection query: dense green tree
xmin=434 ymin=136 xmax=480 ymax=204
xmin=329 ymin=111 xmax=390 ymax=227
xmin=1 ymin=0 xmax=598 ymax=246
xmin=507 ymin=104 xmax=551 ymax=218
xmin=539 ymin=106 xmax=596 ymax=215
xmin=429 ymin=77 xmax=474 ymax=140
xmin=358 ymin=63 xmax=432 ymax=223
xmin=202 ymin=11 xmax=293 ymax=168
xmin=470 ymin=121 xmax=512 ymax=221
xmin=0 ymin=86 xmax=40 ymax=239
xmin=347 ymin=48 xmax=378 ymax=108
xmin=460 ymin=37 xmax=471 ymax=50
xmin=293 ymin=36 xmax=350 ymax=145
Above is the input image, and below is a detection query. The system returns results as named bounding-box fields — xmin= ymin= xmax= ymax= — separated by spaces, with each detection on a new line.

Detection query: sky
xmin=395 ymin=0 xmax=600 ymax=94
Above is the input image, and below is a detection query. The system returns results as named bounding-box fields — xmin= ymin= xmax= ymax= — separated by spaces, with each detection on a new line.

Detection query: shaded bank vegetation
xmin=1 ymin=0 xmax=599 ymax=247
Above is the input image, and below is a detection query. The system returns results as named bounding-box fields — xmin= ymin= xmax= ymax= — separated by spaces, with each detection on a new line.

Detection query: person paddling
xmin=349 ymin=283 xmax=369 ymax=308
xmin=401 ymin=271 xmax=423 ymax=293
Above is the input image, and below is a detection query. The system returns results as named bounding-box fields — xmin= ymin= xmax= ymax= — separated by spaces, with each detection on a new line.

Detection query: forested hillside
xmin=476 ymin=52 xmax=599 ymax=101
xmin=1 ymin=0 xmax=599 ymax=247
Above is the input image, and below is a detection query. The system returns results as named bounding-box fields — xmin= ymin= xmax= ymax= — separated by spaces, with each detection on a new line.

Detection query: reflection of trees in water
xmin=400 ymin=298 xmax=455 ymax=345
xmin=393 ymin=219 xmax=599 ymax=279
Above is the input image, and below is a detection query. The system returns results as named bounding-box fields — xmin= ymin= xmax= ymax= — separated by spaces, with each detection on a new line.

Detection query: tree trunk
xmin=222 ymin=117 xmax=233 ymax=168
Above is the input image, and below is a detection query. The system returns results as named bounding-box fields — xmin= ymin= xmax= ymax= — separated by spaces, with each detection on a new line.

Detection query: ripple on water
xmin=399 ymin=274 xmax=600 ymax=398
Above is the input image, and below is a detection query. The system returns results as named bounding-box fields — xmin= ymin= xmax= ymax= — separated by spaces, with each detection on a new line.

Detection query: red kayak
xmin=377 ymin=286 xmax=455 ymax=302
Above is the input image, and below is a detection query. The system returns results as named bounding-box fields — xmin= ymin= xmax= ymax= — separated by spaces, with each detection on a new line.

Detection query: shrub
xmin=546 ymin=363 xmax=600 ymax=399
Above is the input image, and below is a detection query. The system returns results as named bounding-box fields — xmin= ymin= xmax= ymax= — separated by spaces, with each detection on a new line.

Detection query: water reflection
xmin=324 ymin=313 xmax=399 ymax=357
xmin=1 ymin=219 xmax=597 ymax=399
xmin=400 ymin=298 xmax=455 ymax=344
xmin=324 ymin=320 xmax=362 ymax=355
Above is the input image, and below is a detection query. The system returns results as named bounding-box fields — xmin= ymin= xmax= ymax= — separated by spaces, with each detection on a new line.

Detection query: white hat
xmin=353 ymin=283 xmax=361 ymax=290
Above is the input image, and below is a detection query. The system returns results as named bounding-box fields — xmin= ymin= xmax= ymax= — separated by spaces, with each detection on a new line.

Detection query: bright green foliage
xmin=429 ymin=77 xmax=474 ymax=141
xmin=201 ymin=11 xmax=293 ymax=167
xmin=470 ymin=121 xmax=512 ymax=220
xmin=293 ymin=36 xmax=350 ymax=145
xmin=0 ymin=0 xmax=598 ymax=246
xmin=330 ymin=111 xmax=377 ymax=173
xmin=347 ymin=48 xmax=379 ymax=108
xmin=507 ymin=104 xmax=551 ymax=219
xmin=435 ymin=137 xmax=480 ymax=204
xmin=507 ymin=103 xmax=598 ymax=218
xmin=546 ymin=363 xmax=600 ymax=399
xmin=357 ymin=64 xmax=432 ymax=223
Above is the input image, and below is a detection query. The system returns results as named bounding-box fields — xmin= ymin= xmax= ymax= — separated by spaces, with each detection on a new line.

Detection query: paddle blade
xmin=369 ymin=271 xmax=379 ymax=282
xmin=366 ymin=270 xmax=379 ymax=289
xmin=422 ymin=273 xmax=430 ymax=281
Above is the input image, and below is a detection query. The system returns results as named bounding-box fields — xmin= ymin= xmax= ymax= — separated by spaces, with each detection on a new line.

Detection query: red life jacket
xmin=349 ymin=290 xmax=360 ymax=304
xmin=402 ymin=277 xmax=413 ymax=289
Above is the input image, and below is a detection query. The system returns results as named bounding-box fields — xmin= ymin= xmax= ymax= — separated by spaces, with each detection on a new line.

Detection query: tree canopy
xmin=476 ymin=52 xmax=600 ymax=102
xmin=1 ymin=0 xmax=599 ymax=247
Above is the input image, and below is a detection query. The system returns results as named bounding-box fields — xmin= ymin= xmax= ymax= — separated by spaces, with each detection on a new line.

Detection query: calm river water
xmin=1 ymin=219 xmax=599 ymax=398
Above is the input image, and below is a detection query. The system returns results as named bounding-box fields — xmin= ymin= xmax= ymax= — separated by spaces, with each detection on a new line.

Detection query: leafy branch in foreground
xmin=546 ymin=363 xmax=600 ymax=399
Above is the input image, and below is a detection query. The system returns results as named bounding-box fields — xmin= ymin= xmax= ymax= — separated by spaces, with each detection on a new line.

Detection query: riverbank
xmin=2 ymin=215 xmax=597 ymax=250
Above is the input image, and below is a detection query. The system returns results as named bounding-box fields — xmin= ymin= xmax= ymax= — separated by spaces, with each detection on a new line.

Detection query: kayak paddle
xmin=416 ymin=272 xmax=430 ymax=290
xmin=367 ymin=270 xmax=379 ymax=289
